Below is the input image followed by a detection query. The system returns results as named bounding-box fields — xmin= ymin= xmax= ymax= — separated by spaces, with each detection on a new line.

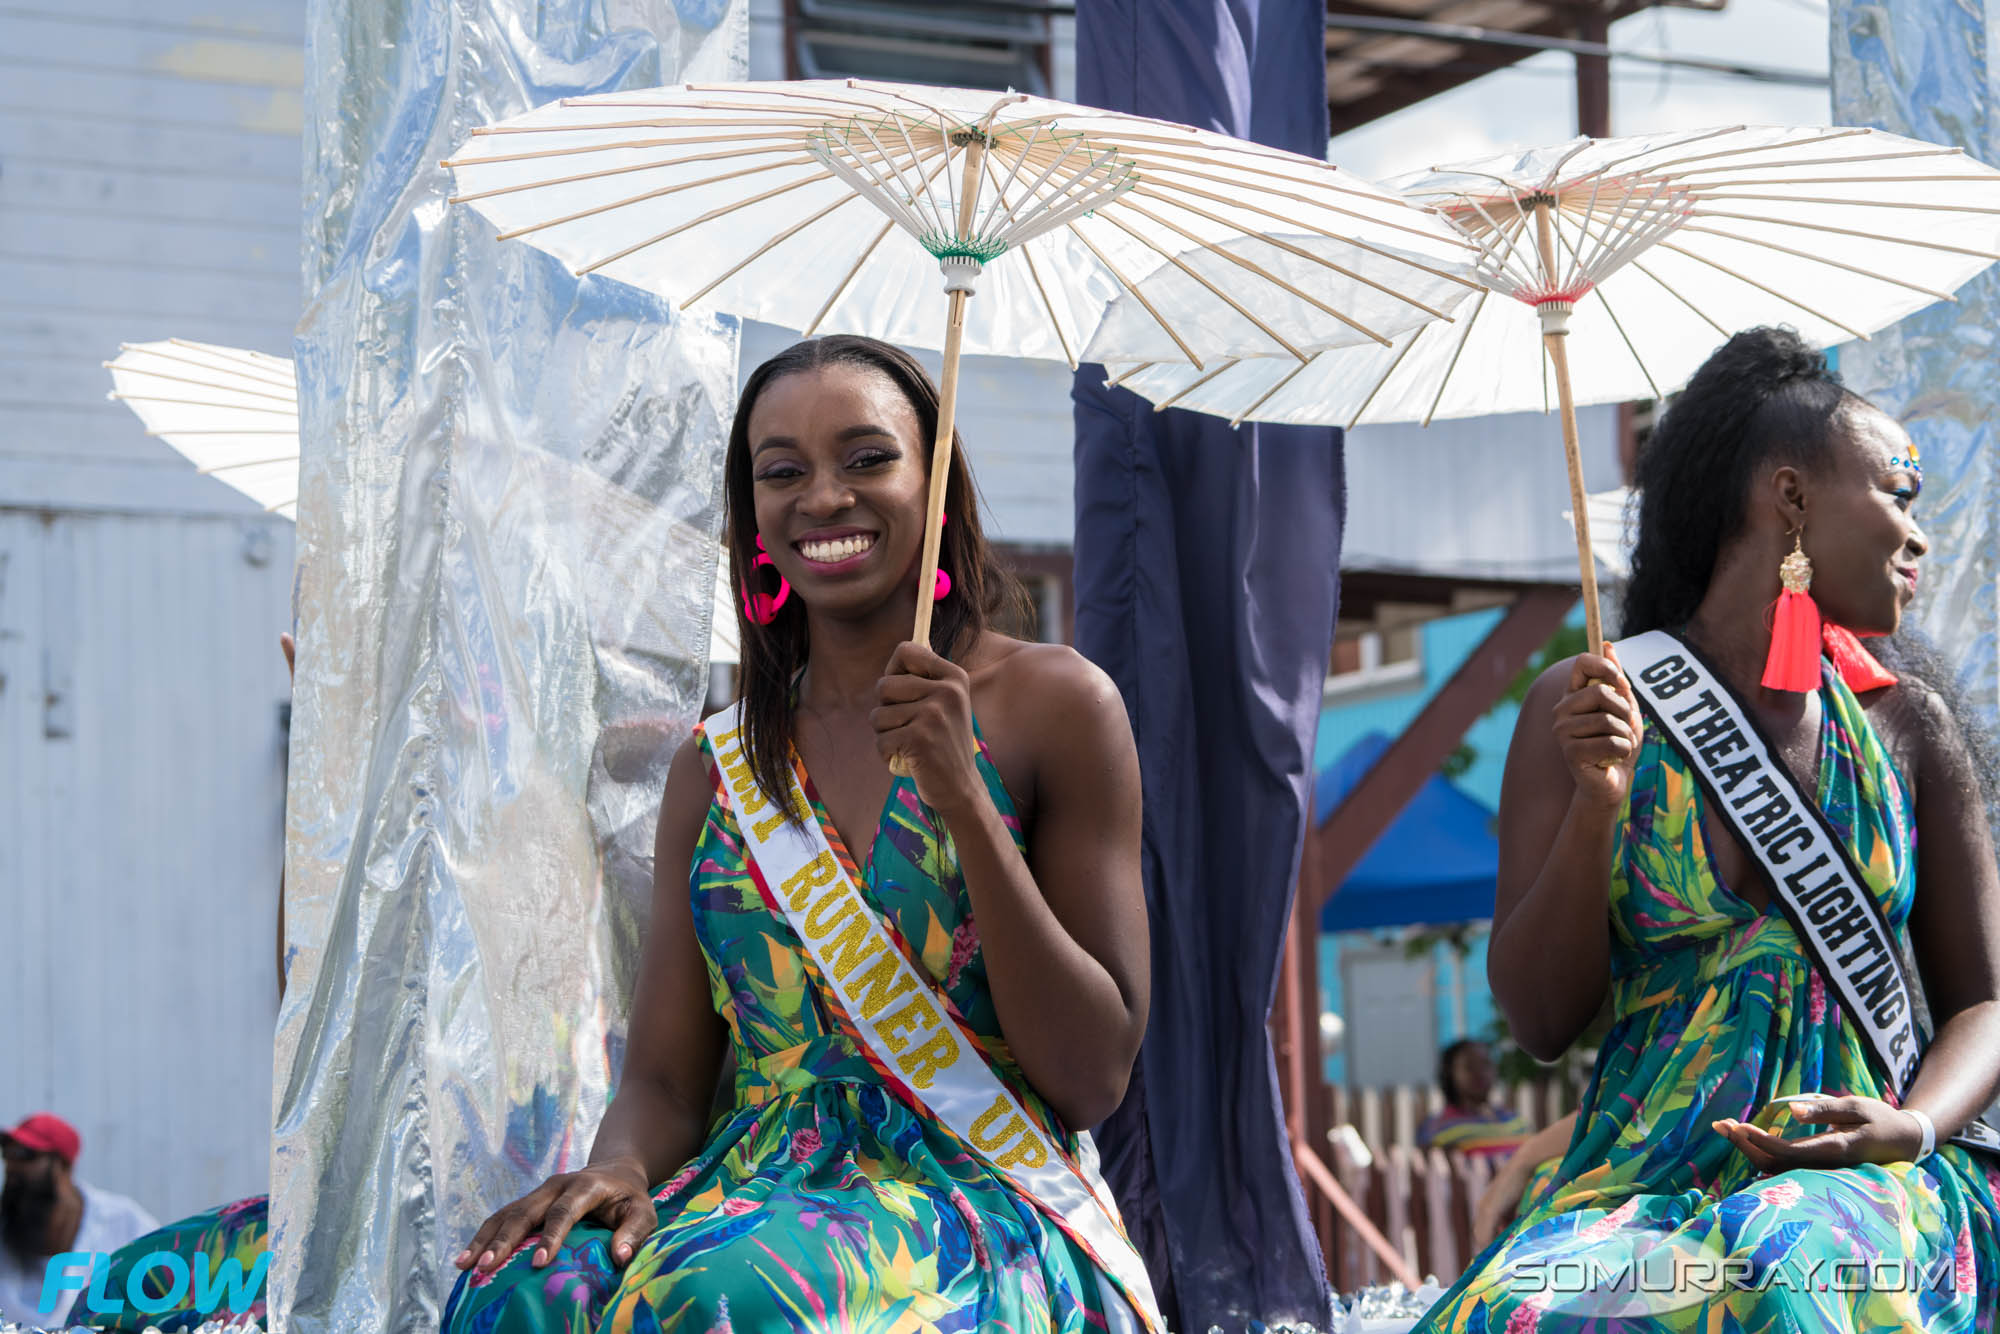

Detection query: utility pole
xmin=1574 ymin=2 xmax=1611 ymax=136
xmin=1570 ymin=3 xmax=1639 ymax=473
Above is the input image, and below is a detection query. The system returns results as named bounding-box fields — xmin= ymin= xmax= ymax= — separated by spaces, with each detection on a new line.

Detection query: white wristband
xmin=1906 ymin=1107 xmax=1937 ymax=1159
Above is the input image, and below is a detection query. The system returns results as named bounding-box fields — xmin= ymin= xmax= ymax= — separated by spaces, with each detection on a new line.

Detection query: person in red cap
xmin=0 ymin=1113 xmax=157 ymax=1326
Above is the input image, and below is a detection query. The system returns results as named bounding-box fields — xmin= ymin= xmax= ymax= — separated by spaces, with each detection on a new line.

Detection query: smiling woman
xmin=440 ymin=335 xmax=1161 ymax=1334
xmin=722 ymin=337 xmax=1026 ymax=838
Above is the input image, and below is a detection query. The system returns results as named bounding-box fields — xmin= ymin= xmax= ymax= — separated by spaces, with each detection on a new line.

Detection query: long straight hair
xmin=725 ymin=335 xmax=1027 ymax=822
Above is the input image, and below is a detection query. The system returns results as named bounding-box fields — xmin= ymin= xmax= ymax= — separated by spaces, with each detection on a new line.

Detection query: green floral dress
xmin=87 ymin=1195 xmax=269 ymax=1332
xmin=1418 ymin=665 xmax=2000 ymax=1333
xmin=441 ymin=716 xmax=1121 ymax=1334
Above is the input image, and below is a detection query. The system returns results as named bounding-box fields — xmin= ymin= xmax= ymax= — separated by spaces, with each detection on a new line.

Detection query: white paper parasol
xmin=443 ymin=78 xmax=1481 ymax=655
xmin=1103 ymin=125 xmax=2000 ymax=647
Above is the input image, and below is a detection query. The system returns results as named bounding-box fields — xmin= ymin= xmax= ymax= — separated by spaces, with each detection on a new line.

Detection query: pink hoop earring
xmin=741 ymin=534 xmax=791 ymax=625
xmin=929 ymin=512 xmax=951 ymax=603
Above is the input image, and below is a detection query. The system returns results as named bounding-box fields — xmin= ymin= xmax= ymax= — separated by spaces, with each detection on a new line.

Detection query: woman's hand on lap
xmin=1712 ymin=1095 xmax=1927 ymax=1171
xmin=873 ymin=640 xmax=984 ymax=815
xmin=1553 ymin=645 xmax=1641 ymax=811
xmin=454 ymin=1159 xmax=657 ymax=1275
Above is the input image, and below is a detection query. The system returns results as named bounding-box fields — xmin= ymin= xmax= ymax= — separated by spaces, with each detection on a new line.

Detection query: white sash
xmin=1619 ymin=630 xmax=2000 ymax=1157
xmin=701 ymin=702 xmax=1165 ymax=1332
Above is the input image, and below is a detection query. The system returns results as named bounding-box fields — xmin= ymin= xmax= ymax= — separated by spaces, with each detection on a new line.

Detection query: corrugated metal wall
xmin=0 ymin=0 xmax=303 ymax=1222
xmin=1343 ymin=407 xmax=1624 ymax=583
xmin=0 ymin=512 xmax=291 ymax=1218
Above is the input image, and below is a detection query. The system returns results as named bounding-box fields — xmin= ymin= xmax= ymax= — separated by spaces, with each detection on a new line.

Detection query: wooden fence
xmin=1316 ymin=1081 xmax=1580 ymax=1290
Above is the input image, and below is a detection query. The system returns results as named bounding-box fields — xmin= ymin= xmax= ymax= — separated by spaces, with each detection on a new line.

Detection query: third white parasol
xmin=1102 ymin=125 xmax=2000 ymax=648
xmin=106 ymin=338 xmax=301 ymax=515
xmin=442 ymin=78 xmax=1482 ymax=659
xmin=105 ymin=339 xmax=742 ymax=667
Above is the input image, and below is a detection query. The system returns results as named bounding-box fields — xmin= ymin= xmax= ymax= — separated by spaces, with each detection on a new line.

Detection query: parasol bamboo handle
xmin=1543 ymin=329 xmax=1604 ymax=654
xmin=909 ymin=133 xmax=988 ymax=654
xmin=1532 ymin=198 xmax=1605 ymax=655
xmin=892 ymin=139 xmax=987 ymax=780
xmin=909 ymin=287 xmax=967 ymax=654
xmin=889 ymin=290 xmax=966 ymax=781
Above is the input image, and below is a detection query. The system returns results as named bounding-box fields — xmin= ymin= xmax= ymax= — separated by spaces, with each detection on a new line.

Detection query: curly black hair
xmin=1622 ymin=326 xmax=1867 ymax=636
xmin=1867 ymin=628 xmax=2000 ymax=1042
xmin=1872 ymin=629 xmax=2000 ymax=843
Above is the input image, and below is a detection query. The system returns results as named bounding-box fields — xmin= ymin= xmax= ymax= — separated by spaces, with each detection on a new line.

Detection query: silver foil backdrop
xmin=1831 ymin=2 xmax=2000 ymax=731
xmin=274 ymin=3 xmax=746 ymax=1330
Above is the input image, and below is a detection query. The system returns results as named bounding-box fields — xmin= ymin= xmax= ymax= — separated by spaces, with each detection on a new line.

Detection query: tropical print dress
xmin=87 ymin=1194 xmax=269 ymax=1332
xmin=1418 ymin=663 xmax=2000 ymax=1333
xmin=441 ymin=714 xmax=1126 ymax=1334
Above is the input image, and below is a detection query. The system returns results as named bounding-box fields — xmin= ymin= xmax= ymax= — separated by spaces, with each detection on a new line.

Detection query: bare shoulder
xmin=656 ymin=729 xmax=714 ymax=844
xmin=990 ymin=636 xmax=1111 ymax=690
xmin=965 ymin=636 xmax=1133 ymax=812
xmin=1868 ymin=677 xmax=1970 ymax=791
xmin=1504 ymin=655 xmax=1605 ymax=778
xmin=1516 ymin=655 xmax=1589 ymax=733
xmin=669 ymin=725 xmax=711 ymax=780
xmin=978 ymin=637 xmax=1127 ymax=732
xmin=1869 ymin=676 xmax=1952 ymax=736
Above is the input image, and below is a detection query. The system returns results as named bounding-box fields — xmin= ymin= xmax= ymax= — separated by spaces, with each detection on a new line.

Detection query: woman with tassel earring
xmin=1418 ymin=326 xmax=2000 ymax=1333
xmin=440 ymin=334 xmax=1162 ymax=1334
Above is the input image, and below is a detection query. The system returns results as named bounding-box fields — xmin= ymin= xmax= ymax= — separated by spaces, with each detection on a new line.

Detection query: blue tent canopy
xmin=1315 ymin=732 xmax=1500 ymax=933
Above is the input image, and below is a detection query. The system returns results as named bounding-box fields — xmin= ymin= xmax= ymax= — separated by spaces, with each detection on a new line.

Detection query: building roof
xmin=1326 ymin=1 xmax=1694 ymax=136
xmin=1342 ymin=403 xmax=1623 ymax=585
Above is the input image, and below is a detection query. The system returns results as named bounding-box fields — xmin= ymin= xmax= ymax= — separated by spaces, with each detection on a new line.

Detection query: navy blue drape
xmin=1072 ymin=3 xmax=1343 ymax=1328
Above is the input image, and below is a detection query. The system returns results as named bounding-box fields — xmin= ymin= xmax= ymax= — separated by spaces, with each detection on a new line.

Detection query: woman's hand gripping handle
xmin=1553 ymin=644 xmax=1641 ymax=813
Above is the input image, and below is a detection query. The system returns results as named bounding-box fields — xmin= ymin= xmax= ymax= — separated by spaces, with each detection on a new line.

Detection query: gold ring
xmin=887 ymin=753 xmax=912 ymax=778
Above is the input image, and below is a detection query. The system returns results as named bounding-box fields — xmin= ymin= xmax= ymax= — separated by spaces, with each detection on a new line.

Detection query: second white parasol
xmin=442 ymin=77 xmax=1482 ymax=655
xmin=1103 ymin=125 xmax=2000 ymax=648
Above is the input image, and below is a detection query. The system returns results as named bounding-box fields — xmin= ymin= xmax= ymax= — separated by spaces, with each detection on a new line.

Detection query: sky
xmin=1329 ymin=0 xmax=1834 ymax=183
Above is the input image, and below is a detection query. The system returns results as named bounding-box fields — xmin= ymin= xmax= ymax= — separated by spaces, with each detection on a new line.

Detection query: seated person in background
xmin=0 ymin=1114 xmax=158 ymax=1327
xmin=1415 ymin=1039 xmax=1533 ymax=1159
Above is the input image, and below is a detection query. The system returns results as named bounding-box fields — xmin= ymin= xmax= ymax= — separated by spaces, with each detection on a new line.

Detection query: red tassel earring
xmin=1762 ymin=526 xmax=1822 ymax=692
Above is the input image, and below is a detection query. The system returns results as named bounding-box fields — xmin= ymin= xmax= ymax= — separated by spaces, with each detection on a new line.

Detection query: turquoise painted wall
xmin=1312 ymin=608 xmax=1518 ymax=810
xmin=1318 ymin=931 xmax=1498 ymax=1087
xmin=1311 ymin=603 xmax=1585 ymax=1084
